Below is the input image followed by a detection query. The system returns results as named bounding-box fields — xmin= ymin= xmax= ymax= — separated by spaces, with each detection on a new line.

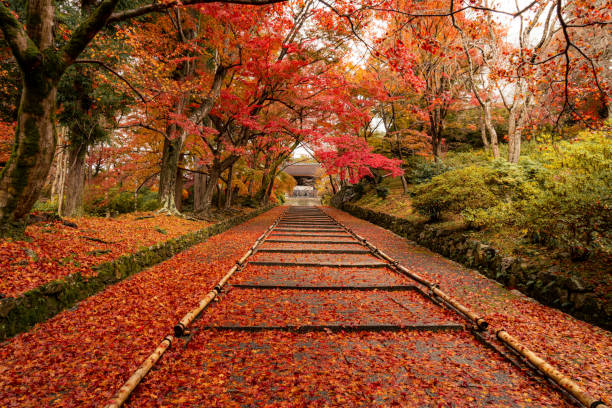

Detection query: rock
xmin=501 ymin=257 xmax=516 ymax=274
xmin=573 ymin=293 xmax=588 ymax=310
xmin=474 ymin=243 xmax=486 ymax=264
xmin=603 ymin=302 xmax=612 ymax=319
xmin=581 ymin=294 xmax=600 ymax=315
xmin=41 ymin=281 xmax=65 ymax=295
xmin=0 ymin=298 xmax=16 ymax=318
xmin=62 ymin=220 xmax=78 ymax=229
xmin=506 ymin=273 xmax=516 ymax=288
xmin=567 ymin=277 xmax=588 ymax=292
xmin=25 ymin=248 xmax=38 ymax=262
xmin=553 ymin=287 xmax=569 ymax=304
xmin=484 ymin=246 xmax=496 ymax=260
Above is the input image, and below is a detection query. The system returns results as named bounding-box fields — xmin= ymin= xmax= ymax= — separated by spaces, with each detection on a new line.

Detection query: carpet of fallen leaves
xmin=124 ymin=217 xmax=568 ymax=407
xmin=0 ymin=211 xmax=236 ymax=297
xmin=322 ymin=207 xmax=612 ymax=402
xmin=1 ymin=206 xmax=607 ymax=407
xmin=237 ymin=265 xmax=407 ymax=286
xmin=0 ymin=207 xmax=284 ymax=407
xmin=128 ymin=330 xmax=567 ymax=407
xmin=250 ymin=251 xmax=386 ymax=266
xmin=206 ymin=288 xmax=462 ymax=327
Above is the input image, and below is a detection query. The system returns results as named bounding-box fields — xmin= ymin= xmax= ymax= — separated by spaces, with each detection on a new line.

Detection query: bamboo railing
xmin=105 ymin=336 xmax=173 ymax=408
xmin=497 ymin=330 xmax=607 ymax=408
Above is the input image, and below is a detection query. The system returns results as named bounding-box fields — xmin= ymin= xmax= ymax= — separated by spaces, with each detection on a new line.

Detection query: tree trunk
xmin=57 ymin=0 xmax=99 ymax=218
xmin=0 ymin=79 xmax=58 ymax=233
xmin=263 ymin=166 xmax=278 ymax=205
xmin=197 ymin=168 xmax=219 ymax=213
xmin=216 ymin=183 xmax=222 ymax=208
xmin=394 ymin=133 xmax=409 ymax=194
xmin=428 ymin=108 xmax=444 ymax=162
xmin=432 ymin=135 xmax=443 ymax=161
xmin=507 ymin=104 xmax=523 ymax=164
xmin=479 ymin=108 xmax=490 ymax=150
xmin=258 ymin=171 xmax=272 ymax=203
xmin=400 ymin=175 xmax=409 ymax=193
xmin=158 ymin=137 xmax=182 ymax=214
xmin=59 ymin=141 xmax=86 ymax=217
xmin=329 ymin=175 xmax=337 ymax=194
xmin=224 ymin=164 xmax=233 ymax=209
xmin=193 ymin=171 xmax=208 ymax=213
xmin=51 ymin=129 xmax=68 ymax=201
xmin=483 ymin=102 xmax=500 ymax=159
xmin=55 ymin=147 xmax=68 ymax=210
xmin=174 ymin=164 xmax=183 ymax=212
xmin=248 ymin=177 xmax=254 ymax=198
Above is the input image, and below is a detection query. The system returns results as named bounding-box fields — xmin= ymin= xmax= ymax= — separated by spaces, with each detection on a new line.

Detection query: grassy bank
xmin=341 ymin=131 xmax=611 ymax=327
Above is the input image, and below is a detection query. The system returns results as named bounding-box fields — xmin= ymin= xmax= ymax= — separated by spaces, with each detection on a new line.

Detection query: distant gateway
xmin=283 ymin=163 xmax=323 ymax=197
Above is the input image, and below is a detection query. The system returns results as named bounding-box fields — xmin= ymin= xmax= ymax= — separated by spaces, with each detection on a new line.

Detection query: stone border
xmin=0 ymin=205 xmax=276 ymax=341
xmin=337 ymin=203 xmax=610 ymax=330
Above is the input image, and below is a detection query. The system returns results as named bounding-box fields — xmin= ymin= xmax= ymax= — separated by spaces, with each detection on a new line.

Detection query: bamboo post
xmin=105 ymin=335 xmax=173 ymax=408
xmin=496 ymin=330 xmax=607 ymax=408
xmin=174 ymin=290 xmax=219 ymax=336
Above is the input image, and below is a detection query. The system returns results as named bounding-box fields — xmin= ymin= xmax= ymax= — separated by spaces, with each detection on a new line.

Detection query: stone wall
xmin=338 ymin=202 xmax=611 ymax=330
xmin=0 ymin=205 xmax=276 ymax=340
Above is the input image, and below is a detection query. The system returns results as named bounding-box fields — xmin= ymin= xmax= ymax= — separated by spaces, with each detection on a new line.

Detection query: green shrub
xmin=138 ymin=189 xmax=159 ymax=212
xmin=406 ymin=159 xmax=452 ymax=184
xmin=33 ymin=199 xmax=59 ymax=213
xmin=408 ymin=130 xmax=611 ymax=257
xmin=85 ymin=187 xmax=159 ymax=216
xmin=518 ymin=172 xmax=611 ymax=259
xmin=515 ymin=133 xmax=612 ymax=258
xmin=413 ymin=165 xmax=516 ymax=221
xmin=240 ymin=196 xmax=259 ymax=208
xmin=462 ymin=202 xmax=517 ymax=229
xmin=353 ymin=183 xmax=366 ymax=197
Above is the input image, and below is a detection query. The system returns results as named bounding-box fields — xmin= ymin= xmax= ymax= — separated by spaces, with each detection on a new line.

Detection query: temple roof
xmin=283 ymin=163 xmax=323 ymax=178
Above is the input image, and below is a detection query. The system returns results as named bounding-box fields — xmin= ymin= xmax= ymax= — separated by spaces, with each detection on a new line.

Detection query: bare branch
xmin=74 ymin=59 xmax=147 ymax=102
xmin=108 ymin=0 xmax=288 ymax=23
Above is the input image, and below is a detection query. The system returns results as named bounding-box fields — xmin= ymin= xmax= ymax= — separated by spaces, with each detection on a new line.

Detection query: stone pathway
xmin=127 ymin=206 xmax=574 ymax=407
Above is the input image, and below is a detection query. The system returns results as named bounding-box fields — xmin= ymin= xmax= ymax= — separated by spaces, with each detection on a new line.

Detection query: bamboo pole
xmin=430 ymin=286 xmax=488 ymax=330
xmin=394 ymin=263 xmax=433 ymax=287
xmin=105 ymin=335 xmax=173 ymax=408
xmin=174 ymin=290 xmax=219 ymax=336
xmin=496 ymin=330 xmax=607 ymax=408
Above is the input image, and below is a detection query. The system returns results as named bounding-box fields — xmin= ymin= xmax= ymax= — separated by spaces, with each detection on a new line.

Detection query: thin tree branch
xmin=74 ymin=59 xmax=147 ymax=102
xmin=107 ymin=0 xmax=288 ymax=23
